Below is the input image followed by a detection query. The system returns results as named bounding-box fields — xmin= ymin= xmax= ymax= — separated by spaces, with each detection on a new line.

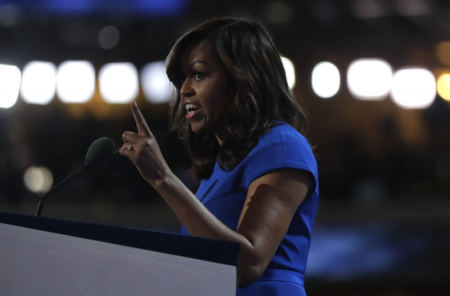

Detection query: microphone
xmin=83 ymin=136 xmax=116 ymax=177
xmin=35 ymin=137 xmax=131 ymax=216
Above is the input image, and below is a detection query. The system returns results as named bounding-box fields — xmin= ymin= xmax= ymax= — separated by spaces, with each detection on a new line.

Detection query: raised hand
xmin=120 ymin=101 xmax=171 ymax=187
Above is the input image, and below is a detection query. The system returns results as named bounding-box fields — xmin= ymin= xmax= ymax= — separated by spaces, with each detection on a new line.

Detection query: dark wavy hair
xmin=166 ymin=17 xmax=307 ymax=179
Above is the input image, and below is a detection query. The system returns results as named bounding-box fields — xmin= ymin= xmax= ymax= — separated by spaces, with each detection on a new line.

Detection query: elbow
xmin=237 ymin=264 xmax=265 ymax=288
xmin=235 ymin=238 xmax=270 ymax=288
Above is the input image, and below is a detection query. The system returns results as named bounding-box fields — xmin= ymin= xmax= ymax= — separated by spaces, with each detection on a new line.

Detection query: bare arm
xmin=120 ymin=102 xmax=313 ymax=287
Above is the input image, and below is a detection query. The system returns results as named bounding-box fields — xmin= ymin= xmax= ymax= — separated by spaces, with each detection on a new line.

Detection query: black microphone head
xmin=84 ymin=137 xmax=116 ymax=176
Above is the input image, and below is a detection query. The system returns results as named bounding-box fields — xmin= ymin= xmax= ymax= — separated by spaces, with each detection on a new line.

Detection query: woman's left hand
xmin=119 ymin=101 xmax=172 ymax=188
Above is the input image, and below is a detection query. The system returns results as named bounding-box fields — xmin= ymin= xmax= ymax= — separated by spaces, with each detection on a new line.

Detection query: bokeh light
xmin=141 ymin=61 xmax=175 ymax=104
xmin=281 ymin=56 xmax=296 ymax=90
xmin=57 ymin=61 xmax=96 ymax=103
xmin=396 ymin=0 xmax=432 ymax=17
xmin=436 ymin=41 xmax=450 ymax=66
xmin=99 ymin=62 xmax=139 ymax=104
xmin=23 ymin=166 xmax=54 ymax=195
xmin=347 ymin=58 xmax=392 ymax=100
xmin=0 ymin=64 xmax=21 ymax=109
xmin=264 ymin=1 xmax=293 ymax=24
xmin=437 ymin=73 xmax=450 ymax=102
xmin=311 ymin=61 xmax=340 ymax=98
xmin=20 ymin=61 xmax=56 ymax=105
xmin=391 ymin=68 xmax=436 ymax=109
xmin=98 ymin=25 xmax=120 ymax=50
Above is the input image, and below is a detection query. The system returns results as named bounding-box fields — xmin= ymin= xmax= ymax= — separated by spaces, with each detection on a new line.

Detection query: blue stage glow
xmin=0 ymin=0 xmax=187 ymax=16
xmin=306 ymin=222 xmax=446 ymax=282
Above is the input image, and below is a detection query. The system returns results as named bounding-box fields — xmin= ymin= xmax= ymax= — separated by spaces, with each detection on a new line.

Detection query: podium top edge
xmin=0 ymin=211 xmax=239 ymax=267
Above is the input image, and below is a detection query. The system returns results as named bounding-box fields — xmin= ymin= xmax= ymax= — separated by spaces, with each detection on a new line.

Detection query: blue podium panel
xmin=0 ymin=211 xmax=239 ymax=296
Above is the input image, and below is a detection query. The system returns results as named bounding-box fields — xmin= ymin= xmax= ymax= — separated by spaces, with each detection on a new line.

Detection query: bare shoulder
xmin=238 ymin=169 xmax=314 ymax=233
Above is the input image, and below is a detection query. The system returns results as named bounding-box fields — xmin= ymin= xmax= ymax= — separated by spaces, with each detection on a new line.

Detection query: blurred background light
xmin=281 ymin=56 xmax=296 ymax=90
xmin=56 ymin=61 xmax=95 ymax=103
xmin=390 ymin=68 xmax=436 ymax=109
xmin=435 ymin=41 xmax=450 ymax=66
xmin=311 ymin=0 xmax=339 ymax=23
xmin=0 ymin=4 xmax=23 ymax=26
xmin=396 ymin=0 xmax=432 ymax=17
xmin=20 ymin=61 xmax=56 ymax=105
xmin=31 ymin=0 xmax=187 ymax=16
xmin=45 ymin=0 xmax=94 ymax=15
xmin=347 ymin=58 xmax=392 ymax=100
xmin=135 ymin=0 xmax=187 ymax=16
xmin=98 ymin=25 xmax=120 ymax=50
xmin=437 ymin=72 xmax=450 ymax=102
xmin=311 ymin=61 xmax=340 ymax=98
xmin=351 ymin=0 xmax=386 ymax=19
xmin=99 ymin=62 xmax=139 ymax=104
xmin=264 ymin=1 xmax=293 ymax=24
xmin=0 ymin=64 xmax=21 ymax=109
xmin=140 ymin=61 xmax=175 ymax=104
xmin=23 ymin=166 xmax=54 ymax=195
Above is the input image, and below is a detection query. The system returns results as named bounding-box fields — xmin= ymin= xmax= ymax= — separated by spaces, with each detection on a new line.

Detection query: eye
xmin=193 ymin=72 xmax=205 ymax=81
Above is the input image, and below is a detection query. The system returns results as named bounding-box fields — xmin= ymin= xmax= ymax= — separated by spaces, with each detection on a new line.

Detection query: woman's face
xmin=179 ymin=39 xmax=234 ymax=133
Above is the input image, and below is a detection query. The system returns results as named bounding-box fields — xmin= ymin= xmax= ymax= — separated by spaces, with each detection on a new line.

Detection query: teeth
xmin=185 ymin=103 xmax=200 ymax=112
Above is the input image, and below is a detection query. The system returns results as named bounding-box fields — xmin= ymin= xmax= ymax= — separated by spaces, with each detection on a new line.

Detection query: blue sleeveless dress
xmin=181 ymin=122 xmax=319 ymax=295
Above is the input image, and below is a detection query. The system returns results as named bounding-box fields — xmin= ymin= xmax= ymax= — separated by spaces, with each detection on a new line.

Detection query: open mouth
xmin=185 ymin=103 xmax=201 ymax=119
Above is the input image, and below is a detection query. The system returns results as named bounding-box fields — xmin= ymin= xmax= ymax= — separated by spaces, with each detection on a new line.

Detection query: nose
xmin=180 ymin=78 xmax=194 ymax=100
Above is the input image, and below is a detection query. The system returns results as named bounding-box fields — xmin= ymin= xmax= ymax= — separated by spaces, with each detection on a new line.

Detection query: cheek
xmin=201 ymin=79 xmax=234 ymax=120
xmin=212 ymin=94 xmax=233 ymax=120
xmin=214 ymin=80 xmax=234 ymax=105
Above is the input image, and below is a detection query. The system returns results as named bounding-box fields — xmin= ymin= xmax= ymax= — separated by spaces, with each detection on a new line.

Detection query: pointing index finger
xmin=131 ymin=101 xmax=152 ymax=137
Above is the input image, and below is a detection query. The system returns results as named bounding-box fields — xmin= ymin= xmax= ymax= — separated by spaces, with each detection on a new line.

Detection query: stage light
xmin=99 ymin=62 xmax=139 ymax=104
xmin=437 ymin=73 xmax=450 ymax=102
xmin=311 ymin=61 xmax=340 ymax=98
xmin=21 ymin=61 xmax=56 ymax=105
xmin=140 ymin=61 xmax=174 ymax=104
xmin=57 ymin=61 xmax=95 ymax=103
xmin=391 ymin=68 xmax=436 ymax=109
xmin=23 ymin=166 xmax=54 ymax=195
xmin=98 ymin=25 xmax=120 ymax=50
xmin=0 ymin=64 xmax=21 ymax=109
xmin=281 ymin=56 xmax=296 ymax=90
xmin=436 ymin=41 xmax=450 ymax=66
xmin=347 ymin=58 xmax=392 ymax=100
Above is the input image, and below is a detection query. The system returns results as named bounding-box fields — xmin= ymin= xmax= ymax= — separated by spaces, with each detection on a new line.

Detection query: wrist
xmin=150 ymin=169 xmax=175 ymax=192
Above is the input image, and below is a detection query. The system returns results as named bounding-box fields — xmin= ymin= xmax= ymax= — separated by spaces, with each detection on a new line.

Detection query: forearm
xmin=153 ymin=171 xmax=245 ymax=241
xmin=152 ymin=172 xmax=262 ymax=287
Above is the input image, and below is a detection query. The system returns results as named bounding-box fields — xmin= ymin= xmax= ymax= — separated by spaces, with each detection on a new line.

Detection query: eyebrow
xmin=190 ymin=59 xmax=207 ymax=66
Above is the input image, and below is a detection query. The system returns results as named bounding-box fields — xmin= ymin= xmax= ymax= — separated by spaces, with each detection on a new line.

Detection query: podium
xmin=0 ymin=211 xmax=239 ymax=296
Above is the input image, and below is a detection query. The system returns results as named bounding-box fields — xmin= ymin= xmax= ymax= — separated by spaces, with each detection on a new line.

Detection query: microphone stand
xmin=34 ymin=137 xmax=121 ymax=217
xmin=35 ymin=168 xmax=84 ymax=217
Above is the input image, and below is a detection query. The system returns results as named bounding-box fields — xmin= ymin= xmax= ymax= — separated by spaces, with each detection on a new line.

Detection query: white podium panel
xmin=0 ymin=212 xmax=238 ymax=296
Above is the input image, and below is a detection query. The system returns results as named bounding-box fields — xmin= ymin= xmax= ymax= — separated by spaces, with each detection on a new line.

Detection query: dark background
xmin=1 ymin=0 xmax=450 ymax=295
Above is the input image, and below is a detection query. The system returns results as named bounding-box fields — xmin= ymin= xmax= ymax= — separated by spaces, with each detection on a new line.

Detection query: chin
xmin=189 ymin=117 xmax=214 ymax=134
xmin=189 ymin=120 xmax=207 ymax=133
